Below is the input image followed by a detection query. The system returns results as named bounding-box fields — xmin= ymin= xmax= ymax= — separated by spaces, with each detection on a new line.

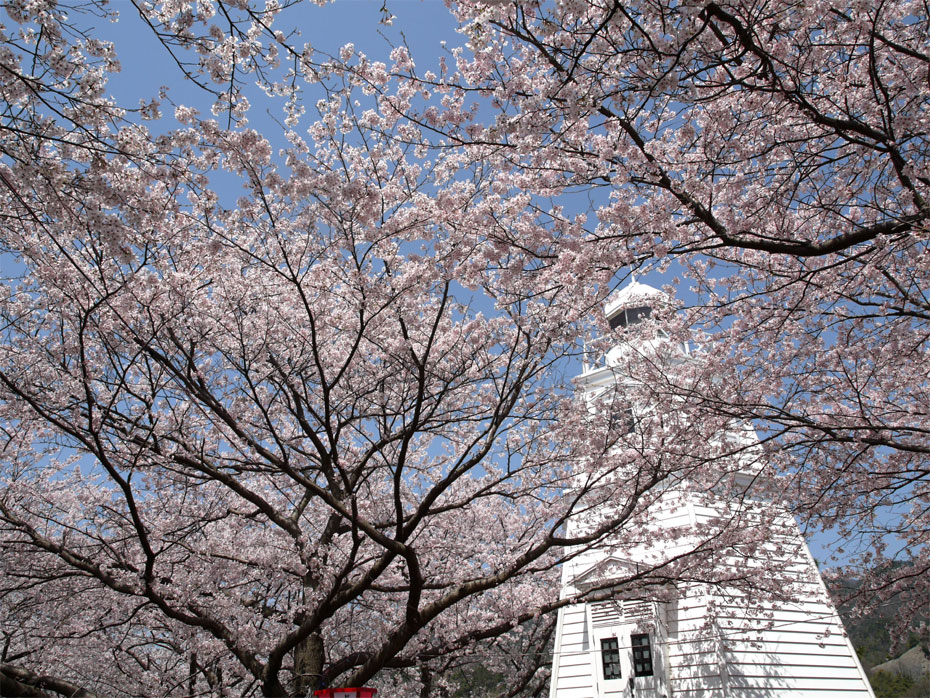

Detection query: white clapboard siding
xmin=551 ymin=549 xmax=874 ymax=698
xmin=556 ymin=674 xmax=598 ymax=690
xmin=550 ymin=604 xmax=596 ymax=698
xmin=663 ymin=566 xmax=873 ymax=697
xmin=552 ymin=687 xmax=597 ymax=698
xmin=728 ymin=675 xmax=875 ymax=691
xmin=728 ymin=664 xmax=869 ymax=681
xmin=550 ymin=312 xmax=875 ymax=698
xmin=728 ymin=649 xmax=864 ymax=666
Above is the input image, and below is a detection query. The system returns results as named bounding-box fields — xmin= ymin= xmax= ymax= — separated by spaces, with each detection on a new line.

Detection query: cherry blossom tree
xmin=0 ymin=2 xmax=794 ymax=697
xmin=1 ymin=0 xmax=926 ymax=696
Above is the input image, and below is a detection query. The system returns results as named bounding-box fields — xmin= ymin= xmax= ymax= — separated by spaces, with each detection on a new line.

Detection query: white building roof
xmin=604 ymin=280 xmax=666 ymax=318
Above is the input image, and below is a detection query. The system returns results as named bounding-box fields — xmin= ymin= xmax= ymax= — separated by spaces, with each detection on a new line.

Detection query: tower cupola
xmin=604 ymin=280 xmax=665 ymax=330
xmin=600 ymin=281 xmax=672 ymax=369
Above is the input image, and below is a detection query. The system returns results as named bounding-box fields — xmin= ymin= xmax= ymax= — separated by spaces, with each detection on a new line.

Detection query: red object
xmin=314 ymin=688 xmax=377 ymax=698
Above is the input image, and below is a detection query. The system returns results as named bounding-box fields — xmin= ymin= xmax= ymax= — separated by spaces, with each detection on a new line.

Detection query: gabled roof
xmin=604 ymin=280 xmax=665 ymax=319
xmin=570 ymin=554 xmax=640 ymax=591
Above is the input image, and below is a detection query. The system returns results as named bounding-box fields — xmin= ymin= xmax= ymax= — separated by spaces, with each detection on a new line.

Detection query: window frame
xmin=608 ymin=306 xmax=653 ymax=330
xmin=600 ymin=636 xmax=622 ymax=681
xmin=631 ymin=633 xmax=654 ymax=678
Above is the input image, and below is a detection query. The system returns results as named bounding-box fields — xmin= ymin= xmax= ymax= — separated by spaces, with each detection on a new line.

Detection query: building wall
xmin=550 ymin=501 xmax=875 ymax=698
xmin=552 ymin=299 xmax=874 ymax=698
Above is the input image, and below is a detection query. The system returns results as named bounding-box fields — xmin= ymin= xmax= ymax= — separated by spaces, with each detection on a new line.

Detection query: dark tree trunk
xmin=419 ymin=665 xmax=432 ymax=698
xmin=292 ymin=633 xmax=324 ymax=698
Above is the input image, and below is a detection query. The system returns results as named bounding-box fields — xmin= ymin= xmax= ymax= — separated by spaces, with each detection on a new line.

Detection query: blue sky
xmin=102 ymin=0 xmax=460 ymax=113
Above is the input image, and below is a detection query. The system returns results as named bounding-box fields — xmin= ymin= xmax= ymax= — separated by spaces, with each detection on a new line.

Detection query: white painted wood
xmin=549 ymin=284 xmax=875 ymax=698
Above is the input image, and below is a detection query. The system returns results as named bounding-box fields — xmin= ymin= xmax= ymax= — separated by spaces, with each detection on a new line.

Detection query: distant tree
xmin=870 ymin=670 xmax=914 ymax=698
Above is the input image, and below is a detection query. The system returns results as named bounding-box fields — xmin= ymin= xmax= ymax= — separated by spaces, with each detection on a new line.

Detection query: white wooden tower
xmin=548 ymin=281 xmax=875 ymax=698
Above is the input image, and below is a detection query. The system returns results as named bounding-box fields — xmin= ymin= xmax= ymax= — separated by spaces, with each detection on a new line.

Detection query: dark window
xmin=607 ymin=406 xmax=636 ymax=436
xmin=631 ymin=634 xmax=654 ymax=677
xmin=601 ymin=637 xmax=622 ymax=680
xmin=608 ymin=306 xmax=652 ymax=330
xmin=622 ymin=406 xmax=636 ymax=434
